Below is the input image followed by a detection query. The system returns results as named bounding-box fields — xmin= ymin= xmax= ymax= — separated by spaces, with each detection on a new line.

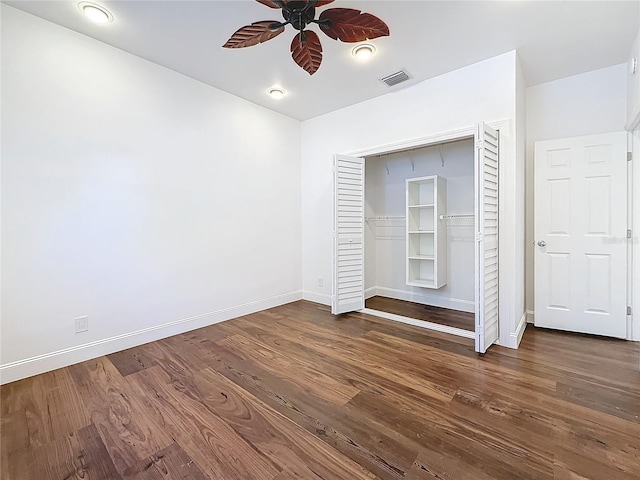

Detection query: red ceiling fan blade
xmin=314 ymin=0 xmax=335 ymax=6
xmin=223 ymin=21 xmax=285 ymax=48
xmin=291 ymin=30 xmax=323 ymax=75
xmin=318 ymin=8 xmax=389 ymax=42
xmin=255 ymin=0 xmax=286 ymax=8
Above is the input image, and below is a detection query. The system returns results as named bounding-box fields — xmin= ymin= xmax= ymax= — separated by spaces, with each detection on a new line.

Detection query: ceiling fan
xmin=223 ymin=0 xmax=390 ymax=75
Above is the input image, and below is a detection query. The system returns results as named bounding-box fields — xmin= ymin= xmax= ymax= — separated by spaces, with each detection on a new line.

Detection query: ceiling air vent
xmin=379 ymin=69 xmax=411 ymax=87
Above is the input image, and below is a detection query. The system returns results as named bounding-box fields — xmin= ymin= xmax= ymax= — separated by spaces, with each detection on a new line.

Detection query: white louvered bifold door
xmin=332 ymin=154 xmax=365 ymax=315
xmin=474 ymin=122 xmax=500 ymax=353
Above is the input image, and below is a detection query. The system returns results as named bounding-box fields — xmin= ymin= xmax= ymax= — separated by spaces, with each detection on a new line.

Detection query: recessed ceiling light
xmin=78 ymin=2 xmax=113 ymax=24
xmin=268 ymin=87 xmax=286 ymax=100
xmin=352 ymin=44 xmax=376 ymax=61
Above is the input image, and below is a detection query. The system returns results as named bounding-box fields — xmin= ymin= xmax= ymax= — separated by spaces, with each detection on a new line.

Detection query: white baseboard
xmin=360 ymin=308 xmax=475 ymax=339
xmin=509 ymin=311 xmax=528 ymax=349
xmin=302 ymin=290 xmax=331 ymax=306
xmin=632 ymin=311 xmax=640 ymax=342
xmin=373 ymin=286 xmax=475 ymax=313
xmin=364 ymin=286 xmax=376 ymax=300
xmin=526 ymin=310 xmax=535 ymax=324
xmin=630 ymin=304 xmax=639 ymax=341
xmin=0 ymin=290 xmax=303 ymax=385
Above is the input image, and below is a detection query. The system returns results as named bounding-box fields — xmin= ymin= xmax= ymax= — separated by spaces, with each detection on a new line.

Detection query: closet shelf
xmin=407 ymin=278 xmax=436 ymax=287
xmin=406 ymin=175 xmax=447 ymax=289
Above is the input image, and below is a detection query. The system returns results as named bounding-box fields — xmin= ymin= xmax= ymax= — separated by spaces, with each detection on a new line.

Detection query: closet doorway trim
xmin=341 ymin=120 xmax=511 ymax=347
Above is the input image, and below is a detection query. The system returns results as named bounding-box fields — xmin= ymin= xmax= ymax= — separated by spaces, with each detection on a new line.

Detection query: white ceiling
xmin=5 ymin=0 xmax=639 ymax=121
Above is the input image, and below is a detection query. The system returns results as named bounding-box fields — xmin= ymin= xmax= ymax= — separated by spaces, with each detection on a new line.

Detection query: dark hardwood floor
xmin=365 ymin=295 xmax=476 ymax=331
xmin=1 ymin=300 xmax=639 ymax=479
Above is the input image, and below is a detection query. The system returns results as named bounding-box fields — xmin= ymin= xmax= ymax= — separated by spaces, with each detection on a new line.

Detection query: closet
xmin=332 ymin=122 xmax=500 ymax=353
xmin=365 ymin=140 xmax=475 ymax=329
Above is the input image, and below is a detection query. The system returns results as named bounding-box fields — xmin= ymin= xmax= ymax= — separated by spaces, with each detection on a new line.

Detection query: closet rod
xmin=366 ymin=215 xmax=405 ymax=221
xmin=439 ymin=214 xmax=474 ymax=219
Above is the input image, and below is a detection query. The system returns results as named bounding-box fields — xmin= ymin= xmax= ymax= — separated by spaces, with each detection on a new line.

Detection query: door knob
xmin=537 ymin=240 xmax=546 ymax=247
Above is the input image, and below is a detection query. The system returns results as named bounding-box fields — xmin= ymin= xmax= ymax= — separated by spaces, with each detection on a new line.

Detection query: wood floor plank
xmin=447 ymin=389 xmax=555 ymax=460
xmin=0 ymin=415 xmax=29 ymax=475
xmin=553 ymin=465 xmax=593 ymax=480
xmin=218 ymin=333 xmax=361 ymax=406
xmin=227 ymin=321 xmax=453 ymax=411
xmin=404 ymin=451 xmax=497 ymax=480
xmin=364 ymin=330 xmax=558 ymax=396
xmin=0 ymin=377 xmax=32 ymax=472
xmin=258 ymin=317 xmax=458 ymax=403
xmin=482 ymin=327 xmax=640 ymax=391
xmin=202 ymin=342 xmax=418 ymax=479
xmin=345 ymin=390 xmax=554 ymax=480
xmin=125 ymin=365 xmax=280 ymax=480
xmin=2 ymin=300 xmax=639 ymax=480
xmin=123 ymin=443 xmax=209 ymax=480
xmin=556 ymin=379 xmax=640 ymax=423
xmin=77 ymin=423 xmax=127 ymax=479
xmin=552 ymin=415 xmax=640 ymax=480
xmin=2 ymin=367 xmax=91 ymax=449
xmin=462 ymin=377 xmax=640 ymax=442
xmin=67 ymin=357 xmax=173 ymax=474
xmin=6 ymin=423 xmax=120 ymax=480
xmin=260 ymin=303 xmax=372 ymax=338
xmin=193 ymin=367 xmax=377 ymax=480
xmin=107 ymin=345 xmax=158 ymax=377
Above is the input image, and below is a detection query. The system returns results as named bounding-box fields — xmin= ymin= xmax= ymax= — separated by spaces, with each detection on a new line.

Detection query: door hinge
xmin=628 ymin=306 xmax=633 ymax=315
xmin=628 ymin=229 xmax=632 ymax=239
xmin=628 ymin=152 xmax=632 ymax=161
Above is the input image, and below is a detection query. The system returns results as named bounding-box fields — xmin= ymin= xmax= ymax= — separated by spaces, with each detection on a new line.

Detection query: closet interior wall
xmin=364 ymin=139 xmax=476 ymax=313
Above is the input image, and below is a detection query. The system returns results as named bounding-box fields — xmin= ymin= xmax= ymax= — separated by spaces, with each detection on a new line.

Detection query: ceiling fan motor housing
xmin=282 ymin=2 xmax=316 ymax=30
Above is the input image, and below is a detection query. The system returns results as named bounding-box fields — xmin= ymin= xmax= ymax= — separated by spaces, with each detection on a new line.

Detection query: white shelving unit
xmin=406 ymin=175 xmax=447 ymax=288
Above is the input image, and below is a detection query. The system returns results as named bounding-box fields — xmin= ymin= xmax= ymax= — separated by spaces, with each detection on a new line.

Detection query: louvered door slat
xmin=332 ymin=155 xmax=365 ymax=314
xmin=475 ymin=122 xmax=500 ymax=353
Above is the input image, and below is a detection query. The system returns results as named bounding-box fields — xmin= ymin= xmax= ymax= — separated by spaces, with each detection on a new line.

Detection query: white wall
xmin=0 ymin=6 xmax=302 ymax=383
xmin=525 ymin=64 xmax=627 ymax=316
xmin=301 ymin=51 xmax=526 ymax=348
xmin=364 ymin=140 xmax=476 ymax=312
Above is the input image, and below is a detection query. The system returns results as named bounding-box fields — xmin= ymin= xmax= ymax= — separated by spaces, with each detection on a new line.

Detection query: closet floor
xmin=365 ymin=296 xmax=475 ymax=331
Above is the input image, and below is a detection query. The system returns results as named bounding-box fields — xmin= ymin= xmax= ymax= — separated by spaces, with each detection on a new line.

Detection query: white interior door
xmin=534 ymin=132 xmax=627 ymax=338
xmin=332 ymin=154 xmax=365 ymax=314
xmin=475 ymin=122 xmax=500 ymax=353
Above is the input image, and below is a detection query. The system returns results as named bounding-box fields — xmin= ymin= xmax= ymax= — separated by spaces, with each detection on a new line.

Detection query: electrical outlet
xmin=317 ymin=277 xmax=324 ymax=287
xmin=75 ymin=316 xmax=89 ymax=333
